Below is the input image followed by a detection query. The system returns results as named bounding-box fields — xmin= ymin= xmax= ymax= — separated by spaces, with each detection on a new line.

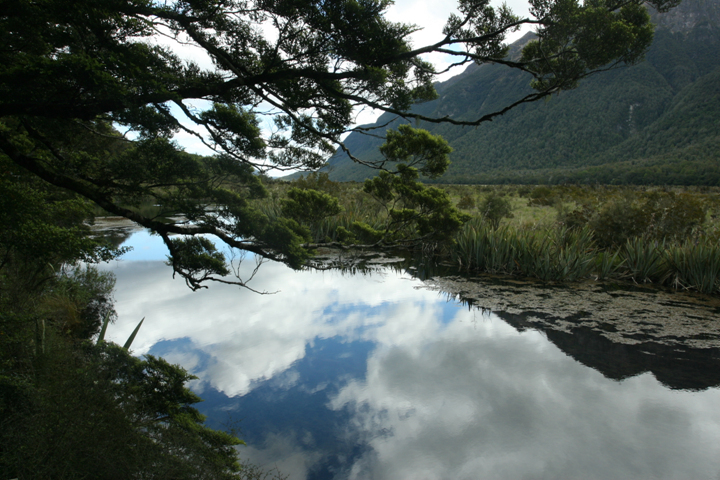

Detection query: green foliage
xmin=281 ymin=187 xmax=342 ymax=226
xmin=622 ymin=237 xmax=670 ymax=283
xmin=0 ymin=158 xmax=125 ymax=280
xmin=452 ymin=219 xmax=596 ymax=281
xmin=167 ymin=237 xmax=231 ymax=290
xmin=292 ymin=172 xmax=343 ymax=196
xmin=456 ymin=194 xmax=476 ymax=210
xmin=528 ymin=186 xmax=557 ymax=206
xmin=42 ymin=265 xmax=117 ymax=340
xmin=665 ymin=240 xmax=720 ymax=294
xmin=478 ymin=192 xmax=514 ymax=229
xmin=595 ymin=249 xmax=625 ymax=280
xmin=350 ymin=221 xmax=386 ymax=244
xmin=0 ymin=0 xmax=679 ymax=288
xmin=522 ymin=0 xmax=657 ymax=91
xmin=353 ymin=127 xmax=470 ymax=246
xmin=122 ymin=317 xmax=145 ymax=350
xmin=446 ymin=184 xmax=720 ymax=293
xmin=1 ymin=337 xmax=248 ymax=480
xmin=0 ymin=163 xmax=127 ymax=373
xmin=379 ymin=125 xmax=453 ymax=178
xmin=581 ymin=191 xmax=707 ymax=248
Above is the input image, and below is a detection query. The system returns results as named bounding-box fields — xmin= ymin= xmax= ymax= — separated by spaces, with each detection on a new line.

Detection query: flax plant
xmin=665 ymin=240 xmax=720 ymax=294
xmin=452 ymin=220 xmax=596 ymax=282
xmin=621 ymin=238 xmax=670 ymax=284
xmin=595 ymin=250 xmax=625 ymax=280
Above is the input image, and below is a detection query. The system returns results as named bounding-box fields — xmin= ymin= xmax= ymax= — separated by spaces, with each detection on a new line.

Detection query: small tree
xmin=479 ymin=192 xmax=514 ymax=229
xmin=457 ymin=194 xmax=476 ymax=211
xmin=358 ymin=126 xmax=470 ymax=246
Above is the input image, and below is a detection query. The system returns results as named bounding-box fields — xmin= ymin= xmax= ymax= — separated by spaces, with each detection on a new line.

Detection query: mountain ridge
xmin=310 ymin=0 xmax=720 ymax=185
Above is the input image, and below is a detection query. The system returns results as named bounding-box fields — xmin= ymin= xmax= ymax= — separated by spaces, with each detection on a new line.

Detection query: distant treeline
xmin=435 ymin=158 xmax=720 ymax=186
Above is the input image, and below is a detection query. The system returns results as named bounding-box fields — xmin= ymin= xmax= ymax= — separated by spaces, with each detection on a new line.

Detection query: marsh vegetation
xmin=265 ymin=176 xmax=720 ymax=295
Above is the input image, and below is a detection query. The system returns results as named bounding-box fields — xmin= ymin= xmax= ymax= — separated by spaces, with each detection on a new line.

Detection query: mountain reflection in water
xmin=100 ymin=221 xmax=720 ymax=480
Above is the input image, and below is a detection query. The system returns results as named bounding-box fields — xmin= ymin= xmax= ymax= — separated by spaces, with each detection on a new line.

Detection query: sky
xmin=347 ymin=0 xmax=533 ymax=125
xmin=161 ymin=0 xmax=535 ymax=166
xmin=383 ymin=0 xmax=532 ymax=77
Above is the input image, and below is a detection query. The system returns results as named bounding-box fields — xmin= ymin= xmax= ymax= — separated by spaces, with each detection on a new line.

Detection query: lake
xmin=97 ymin=218 xmax=720 ymax=480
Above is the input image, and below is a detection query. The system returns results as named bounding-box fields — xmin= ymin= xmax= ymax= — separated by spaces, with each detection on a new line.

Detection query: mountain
xmin=314 ymin=0 xmax=720 ymax=185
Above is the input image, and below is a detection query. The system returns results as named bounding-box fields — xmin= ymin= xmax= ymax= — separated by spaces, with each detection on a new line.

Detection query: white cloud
xmin=103 ymin=249 xmax=439 ymax=397
xmin=328 ymin=312 xmax=720 ymax=480
xmin=237 ymin=432 xmax=324 ymax=480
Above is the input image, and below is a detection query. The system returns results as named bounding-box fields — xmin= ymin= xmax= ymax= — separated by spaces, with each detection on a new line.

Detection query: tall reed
xmin=451 ymin=219 xmax=596 ymax=282
xmin=621 ymin=238 xmax=670 ymax=284
xmin=453 ymin=219 xmax=720 ymax=294
xmin=664 ymin=240 xmax=720 ymax=294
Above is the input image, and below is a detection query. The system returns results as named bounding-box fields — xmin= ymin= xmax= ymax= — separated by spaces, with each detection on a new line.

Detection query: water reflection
xmin=101 ymin=223 xmax=720 ymax=480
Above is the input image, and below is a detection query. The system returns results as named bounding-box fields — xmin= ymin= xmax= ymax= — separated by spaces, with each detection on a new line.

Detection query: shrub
xmin=589 ymin=194 xmax=647 ymax=248
xmin=516 ymin=185 xmax=532 ymax=197
xmin=665 ymin=240 xmax=720 ymax=294
xmin=479 ymin=192 xmax=514 ymax=229
xmin=558 ymin=203 xmax=596 ymax=231
xmin=528 ymin=186 xmax=556 ymax=206
xmin=589 ymin=191 xmax=706 ymax=248
xmin=456 ymin=194 xmax=476 ymax=210
xmin=292 ymin=171 xmax=341 ymax=195
xmin=644 ymin=192 xmax=705 ymax=240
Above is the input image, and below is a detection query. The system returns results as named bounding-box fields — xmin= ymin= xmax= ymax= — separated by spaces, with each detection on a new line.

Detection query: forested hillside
xmin=318 ymin=0 xmax=720 ymax=185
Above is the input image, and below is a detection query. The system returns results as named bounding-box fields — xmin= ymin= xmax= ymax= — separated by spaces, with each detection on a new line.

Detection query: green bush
xmin=479 ymin=192 xmax=514 ymax=229
xmin=644 ymin=192 xmax=706 ymax=240
xmin=42 ymin=265 xmax=117 ymax=340
xmin=588 ymin=191 xmax=706 ymax=248
xmin=1 ymin=336 xmax=248 ymax=480
xmin=291 ymin=171 xmax=342 ymax=196
xmin=665 ymin=240 xmax=720 ymax=294
xmin=528 ymin=186 xmax=556 ymax=206
xmin=588 ymin=194 xmax=648 ymax=247
xmin=516 ymin=185 xmax=532 ymax=197
xmin=456 ymin=194 xmax=476 ymax=210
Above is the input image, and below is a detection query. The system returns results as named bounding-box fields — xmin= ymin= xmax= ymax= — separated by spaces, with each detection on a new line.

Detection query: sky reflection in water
xmin=101 ymin=227 xmax=720 ymax=480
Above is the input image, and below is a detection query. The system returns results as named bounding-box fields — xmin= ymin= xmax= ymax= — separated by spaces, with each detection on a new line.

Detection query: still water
xmin=99 ymin=220 xmax=720 ymax=480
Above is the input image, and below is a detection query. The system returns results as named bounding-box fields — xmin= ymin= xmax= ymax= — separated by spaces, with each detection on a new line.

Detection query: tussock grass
xmin=451 ymin=220 xmax=720 ymax=294
xmin=452 ymin=220 xmax=596 ymax=282
xmin=665 ymin=240 xmax=720 ymax=294
xmin=264 ymin=179 xmax=720 ymax=294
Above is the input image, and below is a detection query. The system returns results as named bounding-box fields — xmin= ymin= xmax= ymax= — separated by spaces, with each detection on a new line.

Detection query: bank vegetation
xmin=268 ymin=175 xmax=720 ymax=295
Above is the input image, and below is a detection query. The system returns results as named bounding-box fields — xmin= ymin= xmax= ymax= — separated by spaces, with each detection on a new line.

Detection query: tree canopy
xmin=0 ymin=0 xmax=679 ymax=288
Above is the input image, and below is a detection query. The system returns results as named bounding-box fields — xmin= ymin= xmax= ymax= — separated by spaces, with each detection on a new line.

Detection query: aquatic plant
xmin=665 ymin=240 xmax=720 ymax=294
xmin=452 ymin=220 xmax=596 ymax=282
xmin=621 ymin=237 xmax=670 ymax=284
xmin=595 ymin=249 xmax=625 ymax=280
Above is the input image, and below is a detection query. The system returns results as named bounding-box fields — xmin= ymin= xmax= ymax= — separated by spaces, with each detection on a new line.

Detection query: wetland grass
xmin=262 ymin=180 xmax=720 ymax=294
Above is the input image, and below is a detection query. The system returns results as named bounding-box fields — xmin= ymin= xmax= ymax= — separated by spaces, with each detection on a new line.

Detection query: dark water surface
xmin=99 ymin=220 xmax=720 ymax=480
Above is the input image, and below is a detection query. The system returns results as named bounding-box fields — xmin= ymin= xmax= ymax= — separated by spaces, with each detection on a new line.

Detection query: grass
xmin=261 ymin=179 xmax=720 ymax=295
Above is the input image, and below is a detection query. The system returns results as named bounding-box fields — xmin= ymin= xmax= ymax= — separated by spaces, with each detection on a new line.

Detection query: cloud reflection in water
xmin=102 ymin=229 xmax=720 ymax=480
